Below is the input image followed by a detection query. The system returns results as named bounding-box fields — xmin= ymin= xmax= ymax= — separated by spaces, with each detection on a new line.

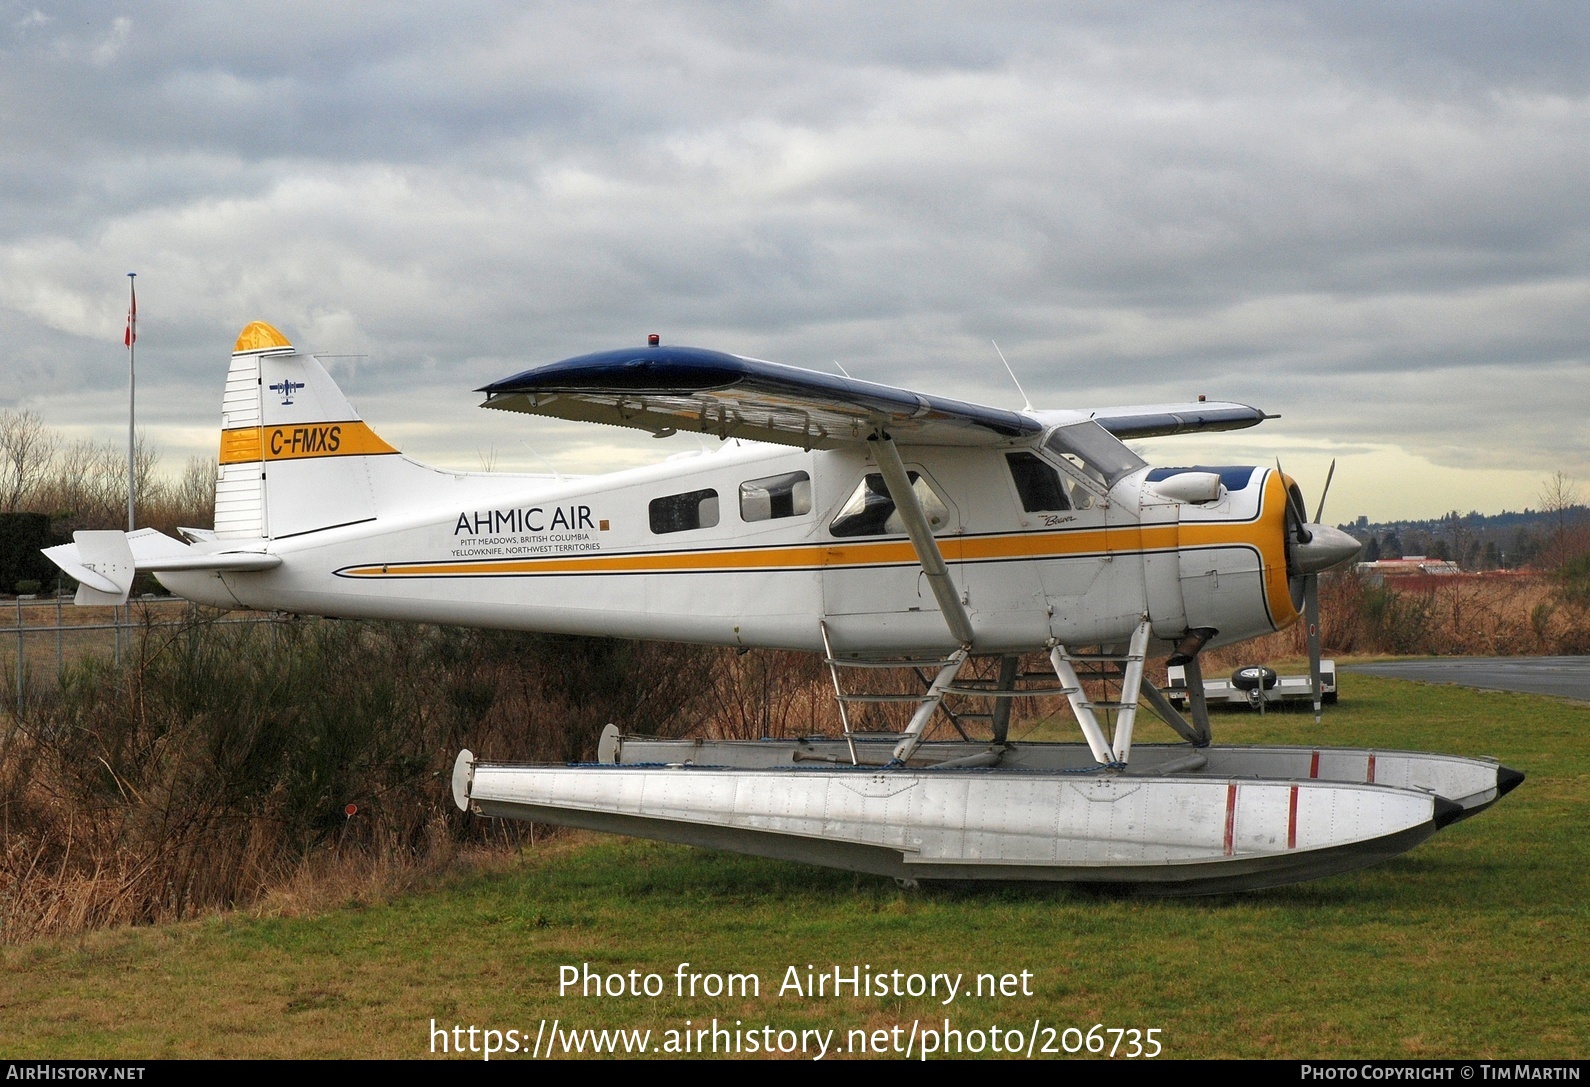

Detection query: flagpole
xmin=126 ymin=272 xmax=137 ymax=532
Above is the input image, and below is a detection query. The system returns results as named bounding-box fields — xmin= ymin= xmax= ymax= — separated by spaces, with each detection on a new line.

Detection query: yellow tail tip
xmin=234 ymin=321 xmax=293 ymax=354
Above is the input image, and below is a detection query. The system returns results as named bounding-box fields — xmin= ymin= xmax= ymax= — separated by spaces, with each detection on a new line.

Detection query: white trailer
xmin=1167 ymin=660 xmax=1337 ymax=710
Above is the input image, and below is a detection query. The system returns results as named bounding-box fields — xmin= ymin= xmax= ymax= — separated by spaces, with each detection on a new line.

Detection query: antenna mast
xmin=991 ymin=340 xmax=1033 ymax=412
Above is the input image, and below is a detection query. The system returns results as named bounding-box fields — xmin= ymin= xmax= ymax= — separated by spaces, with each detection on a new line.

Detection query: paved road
xmin=1345 ymin=657 xmax=1590 ymax=702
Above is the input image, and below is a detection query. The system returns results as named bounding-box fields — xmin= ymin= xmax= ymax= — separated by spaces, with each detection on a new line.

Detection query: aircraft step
xmin=1061 ymin=664 xmax=1136 ymax=682
xmin=941 ymin=684 xmax=1068 ymax=698
xmin=823 ymin=656 xmax=960 ymax=670
xmin=836 ymin=692 xmax=932 ymax=704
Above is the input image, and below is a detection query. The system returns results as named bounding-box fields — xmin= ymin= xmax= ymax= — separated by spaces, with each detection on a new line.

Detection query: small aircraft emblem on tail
xmin=269 ymin=378 xmax=305 ymax=405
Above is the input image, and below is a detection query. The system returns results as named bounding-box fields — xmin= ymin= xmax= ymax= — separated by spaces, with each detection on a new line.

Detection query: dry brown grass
xmin=1204 ymin=570 xmax=1590 ymax=668
xmin=0 ymin=620 xmax=710 ymax=945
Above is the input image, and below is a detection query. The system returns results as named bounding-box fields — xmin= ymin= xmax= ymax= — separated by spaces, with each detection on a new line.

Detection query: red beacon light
xmin=647 ymin=334 xmax=660 ymax=347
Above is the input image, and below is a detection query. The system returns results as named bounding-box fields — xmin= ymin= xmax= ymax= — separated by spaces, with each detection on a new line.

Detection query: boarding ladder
xmin=819 ymin=619 xmax=1211 ymax=768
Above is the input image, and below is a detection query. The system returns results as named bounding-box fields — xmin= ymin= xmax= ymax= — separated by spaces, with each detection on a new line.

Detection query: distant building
xmin=1356 ymin=556 xmax=1461 ymax=586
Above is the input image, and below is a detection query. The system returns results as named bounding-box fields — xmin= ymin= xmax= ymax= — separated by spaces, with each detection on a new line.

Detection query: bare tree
xmin=1441 ymin=510 xmax=1476 ymax=572
xmin=0 ymin=409 xmax=57 ymax=512
xmin=140 ymin=455 xmax=216 ymax=534
xmin=132 ymin=432 xmax=160 ymax=527
xmin=173 ymin=456 xmax=217 ymax=528
xmin=1539 ymin=472 xmax=1584 ymax=570
xmin=2 ymin=415 xmax=215 ymax=535
xmin=39 ymin=434 xmax=163 ymax=531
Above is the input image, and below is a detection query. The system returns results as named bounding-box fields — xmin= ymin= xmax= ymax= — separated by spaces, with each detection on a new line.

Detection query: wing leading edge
xmin=479 ymin=345 xmax=1267 ymax=449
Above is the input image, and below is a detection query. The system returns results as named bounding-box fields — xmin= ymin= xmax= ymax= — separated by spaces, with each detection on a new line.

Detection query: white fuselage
xmin=162 ymin=438 xmax=1297 ymax=656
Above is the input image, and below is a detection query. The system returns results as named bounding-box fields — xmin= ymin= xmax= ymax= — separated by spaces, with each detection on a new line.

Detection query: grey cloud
xmin=0 ymin=1 xmax=1586 ymax=520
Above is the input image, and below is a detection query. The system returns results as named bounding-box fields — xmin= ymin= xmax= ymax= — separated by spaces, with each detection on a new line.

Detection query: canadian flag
xmin=124 ymin=282 xmax=136 ymax=346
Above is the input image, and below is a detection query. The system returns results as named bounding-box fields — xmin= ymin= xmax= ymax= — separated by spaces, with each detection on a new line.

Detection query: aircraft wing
xmin=478 ymin=346 xmax=1041 ymax=449
xmin=479 ymin=345 xmax=1270 ymax=450
xmin=1083 ymin=403 xmax=1273 ymax=440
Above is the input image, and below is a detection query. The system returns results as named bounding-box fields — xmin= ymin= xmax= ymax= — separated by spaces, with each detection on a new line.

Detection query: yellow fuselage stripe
xmin=343 ymin=525 xmax=1247 ymax=577
xmin=339 ymin=474 xmax=1297 ymax=626
xmin=322 ymin=468 xmax=1296 ymax=628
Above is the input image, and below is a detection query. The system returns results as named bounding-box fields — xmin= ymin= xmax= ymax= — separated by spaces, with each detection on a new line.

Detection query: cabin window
xmin=740 ymin=471 xmax=812 ymax=522
xmin=649 ymin=488 xmax=720 ymax=534
xmin=1006 ymin=452 xmax=1070 ymax=513
xmin=1043 ymin=421 xmax=1146 ymax=491
xmin=830 ymin=472 xmax=949 ymax=538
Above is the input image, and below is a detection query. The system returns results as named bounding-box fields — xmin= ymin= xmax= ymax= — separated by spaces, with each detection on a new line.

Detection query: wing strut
xmin=867 ymin=433 xmax=975 ymax=647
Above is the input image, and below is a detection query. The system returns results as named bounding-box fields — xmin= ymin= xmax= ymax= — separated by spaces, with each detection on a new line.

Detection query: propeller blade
xmin=1313 ymin=458 xmax=1337 ymax=524
xmin=1275 ymin=458 xmax=1311 ymax=543
xmin=1305 ymin=573 xmax=1323 ymax=723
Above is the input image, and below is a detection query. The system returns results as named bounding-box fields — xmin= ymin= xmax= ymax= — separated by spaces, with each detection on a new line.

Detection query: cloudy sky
xmin=2 ymin=1 xmax=1586 ymax=521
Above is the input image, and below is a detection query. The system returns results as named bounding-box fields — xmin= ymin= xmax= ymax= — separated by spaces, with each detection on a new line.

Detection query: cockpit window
xmin=830 ymin=472 xmax=949 ymax=538
xmin=1006 ymin=452 xmax=1070 ymax=512
xmin=1043 ymin=422 xmax=1147 ymax=491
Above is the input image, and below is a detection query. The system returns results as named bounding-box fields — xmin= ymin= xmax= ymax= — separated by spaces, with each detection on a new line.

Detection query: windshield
xmin=1043 ymin=421 xmax=1147 ymax=491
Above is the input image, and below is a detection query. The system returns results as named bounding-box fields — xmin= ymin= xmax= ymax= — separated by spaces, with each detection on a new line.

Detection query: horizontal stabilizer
xmin=52 ymin=530 xmax=136 ymax=605
xmin=41 ymin=528 xmax=279 ymax=605
xmin=137 ymin=552 xmax=282 ymax=573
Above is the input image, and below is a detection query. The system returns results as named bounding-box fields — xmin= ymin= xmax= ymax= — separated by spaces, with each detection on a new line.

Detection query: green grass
xmin=2 ymin=672 xmax=1585 ymax=1059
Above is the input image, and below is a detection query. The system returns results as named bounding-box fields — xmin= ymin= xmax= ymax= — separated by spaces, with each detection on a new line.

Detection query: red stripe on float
xmin=1288 ymin=784 xmax=1299 ymax=849
xmin=1223 ymin=782 xmax=1238 ymax=856
xmin=1367 ymin=753 xmax=1376 ymax=783
xmin=1310 ymin=750 xmax=1320 ymax=779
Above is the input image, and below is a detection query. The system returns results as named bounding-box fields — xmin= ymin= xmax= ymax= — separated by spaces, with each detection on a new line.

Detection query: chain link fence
xmin=1 ymin=594 xmax=283 ymax=717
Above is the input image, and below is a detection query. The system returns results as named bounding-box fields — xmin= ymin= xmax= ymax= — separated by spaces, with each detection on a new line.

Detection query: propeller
xmin=1277 ymin=458 xmax=1312 ymax=544
xmin=1305 ymin=560 xmax=1322 ymax=722
xmin=1313 ymin=458 xmax=1336 ymax=524
xmin=1277 ymin=458 xmax=1359 ymax=722
xmin=1304 ymin=458 xmax=1339 ymax=721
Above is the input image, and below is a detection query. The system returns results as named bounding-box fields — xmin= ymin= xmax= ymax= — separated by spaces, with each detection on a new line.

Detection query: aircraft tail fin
xmin=218 ymin=322 xmax=399 ymax=540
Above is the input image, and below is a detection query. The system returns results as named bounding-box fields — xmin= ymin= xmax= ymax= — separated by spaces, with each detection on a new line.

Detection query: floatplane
xmin=45 ymin=322 xmax=1521 ymax=893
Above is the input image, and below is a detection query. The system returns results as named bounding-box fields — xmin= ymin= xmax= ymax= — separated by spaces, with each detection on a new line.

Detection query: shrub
xmin=0 ymin=616 xmax=713 ymax=941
